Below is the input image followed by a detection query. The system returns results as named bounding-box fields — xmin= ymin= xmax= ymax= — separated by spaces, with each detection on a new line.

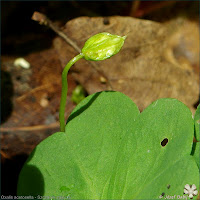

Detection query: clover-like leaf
xmin=18 ymin=92 xmax=199 ymax=199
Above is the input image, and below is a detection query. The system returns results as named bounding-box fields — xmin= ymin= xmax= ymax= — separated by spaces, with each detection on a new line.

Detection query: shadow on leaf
xmin=17 ymin=149 xmax=44 ymax=198
xmin=66 ymin=92 xmax=101 ymax=124
xmin=67 ymin=91 xmax=116 ymax=124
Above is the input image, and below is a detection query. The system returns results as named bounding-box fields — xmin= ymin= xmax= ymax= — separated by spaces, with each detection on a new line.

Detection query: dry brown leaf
xmin=164 ymin=18 xmax=199 ymax=73
xmin=54 ymin=16 xmax=199 ymax=113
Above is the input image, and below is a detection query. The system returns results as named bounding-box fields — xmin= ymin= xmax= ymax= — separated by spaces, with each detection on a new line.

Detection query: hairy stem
xmin=59 ymin=53 xmax=84 ymax=132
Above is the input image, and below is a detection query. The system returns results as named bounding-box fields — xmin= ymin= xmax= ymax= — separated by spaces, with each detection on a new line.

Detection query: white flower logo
xmin=184 ymin=184 xmax=198 ymax=199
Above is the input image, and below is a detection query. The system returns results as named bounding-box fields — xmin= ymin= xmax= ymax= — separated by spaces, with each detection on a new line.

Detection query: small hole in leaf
xmin=161 ymin=192 xmax=165 ymax=196
xmin=161 ymin=138 xmax=168 ymax=147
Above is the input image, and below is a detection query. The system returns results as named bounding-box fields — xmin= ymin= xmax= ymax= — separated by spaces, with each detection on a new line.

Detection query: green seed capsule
xmin=81 ymin=32 xmax=126 ymax=61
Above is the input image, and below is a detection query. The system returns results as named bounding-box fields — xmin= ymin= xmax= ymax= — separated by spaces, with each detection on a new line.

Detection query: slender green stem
xmin=59 ymin=53 xmax=84 ymax=132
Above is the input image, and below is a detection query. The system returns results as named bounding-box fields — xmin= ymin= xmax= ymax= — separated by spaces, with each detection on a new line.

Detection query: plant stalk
xmin=59 ymin=53 xmax=84 ymax=132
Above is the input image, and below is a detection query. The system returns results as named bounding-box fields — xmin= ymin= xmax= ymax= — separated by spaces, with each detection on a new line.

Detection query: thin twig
xmin=0 ymin=122 xmax=60 ymax=132
xmin=32 ymin=12 xmax=81 ymax=53
xmin=32 ymin=11 xmax=112 ymax=89
xmin=16 ymin=83 xmax=52 ymax=102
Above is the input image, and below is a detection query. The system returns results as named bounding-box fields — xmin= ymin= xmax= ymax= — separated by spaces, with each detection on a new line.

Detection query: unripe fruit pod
xmin=81 ymin=32 xmax=126 ymax=61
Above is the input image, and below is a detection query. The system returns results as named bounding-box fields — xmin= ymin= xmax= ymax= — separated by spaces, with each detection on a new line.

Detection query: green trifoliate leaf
xmin=18 ymin=93 xmax=199 ymax=199
xmin=81 ymin=32 xmax=126 ymax=61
